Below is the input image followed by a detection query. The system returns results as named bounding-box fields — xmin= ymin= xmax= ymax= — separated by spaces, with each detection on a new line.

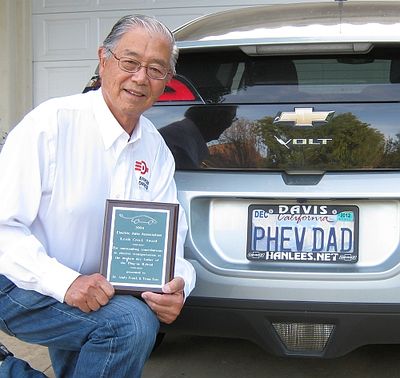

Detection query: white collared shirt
xmin=0 ymin=89 xmax=195 ymax=302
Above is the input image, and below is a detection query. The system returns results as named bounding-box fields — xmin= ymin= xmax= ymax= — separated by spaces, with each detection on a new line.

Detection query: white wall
xmin=0 ymin=0 xmax=31 ymax=138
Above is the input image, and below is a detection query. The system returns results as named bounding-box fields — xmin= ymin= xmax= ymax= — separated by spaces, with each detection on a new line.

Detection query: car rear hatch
xmin=144 ymin=3 xmax=400 ymax=305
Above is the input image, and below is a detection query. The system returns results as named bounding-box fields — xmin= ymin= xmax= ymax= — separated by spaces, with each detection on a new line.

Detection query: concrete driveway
xmin=2 ymin=331 xmax=399 ymax=377
xmin=143 ymin=334 xmax=398 ymax=378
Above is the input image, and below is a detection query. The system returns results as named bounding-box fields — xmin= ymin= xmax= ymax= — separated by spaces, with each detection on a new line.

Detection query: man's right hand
xmin=64 ymin=273 xmax=115 ymax=313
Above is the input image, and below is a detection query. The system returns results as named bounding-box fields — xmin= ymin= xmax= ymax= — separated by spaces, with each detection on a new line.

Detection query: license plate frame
xmin=247 ymin=204 xmax=359 ymax=263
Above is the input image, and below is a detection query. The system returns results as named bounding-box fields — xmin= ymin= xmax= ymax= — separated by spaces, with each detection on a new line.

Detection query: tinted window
xmin=153 ymin=46 xmax=400 ymax=171
xmin=175 ymin=47 xmax=400 ymax=103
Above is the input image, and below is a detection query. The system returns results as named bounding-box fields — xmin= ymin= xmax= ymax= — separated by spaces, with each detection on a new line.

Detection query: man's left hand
xmin=141 ymin=277 xmax=185 ymax=324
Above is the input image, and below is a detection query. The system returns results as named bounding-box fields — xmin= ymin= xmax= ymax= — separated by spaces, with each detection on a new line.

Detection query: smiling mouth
xmin=125 ymin=89 xmax=145 ymax=97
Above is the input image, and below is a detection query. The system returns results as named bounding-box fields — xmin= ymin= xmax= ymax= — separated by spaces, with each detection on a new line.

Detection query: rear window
xmin=173 ymin=46 xmax=400 ymax=104
xmin=154 ymin=45 xmax=400 ymax=172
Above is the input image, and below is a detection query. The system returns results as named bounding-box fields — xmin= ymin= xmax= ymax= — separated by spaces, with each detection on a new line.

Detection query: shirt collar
xmin=92 ymin=88 xmax=142 ymax=150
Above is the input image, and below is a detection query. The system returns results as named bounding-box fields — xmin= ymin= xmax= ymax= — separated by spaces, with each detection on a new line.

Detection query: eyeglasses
xmin=108 ymin=49 xmax=170 ymax=80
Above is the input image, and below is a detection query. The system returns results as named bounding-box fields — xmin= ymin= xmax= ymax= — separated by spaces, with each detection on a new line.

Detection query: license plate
xmin=247 ymin=204 xmax=359 ymax=263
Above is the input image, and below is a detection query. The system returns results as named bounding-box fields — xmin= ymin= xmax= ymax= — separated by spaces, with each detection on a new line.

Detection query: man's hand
xmin=64 ymin=273 xmax=115 ymax=313
xmin=141 ymin=277 xmax=185 ymax=324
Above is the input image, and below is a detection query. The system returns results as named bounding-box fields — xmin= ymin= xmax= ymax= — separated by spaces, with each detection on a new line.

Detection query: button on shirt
xmin=0 ymin=89 xmax=196 ymax=302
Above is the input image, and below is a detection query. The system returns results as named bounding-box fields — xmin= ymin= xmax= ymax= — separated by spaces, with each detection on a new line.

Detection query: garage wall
xmin=32 ymin=0 xmax=326 ymax=107
xmin=0 ymin=0 xmax=31 ymax=139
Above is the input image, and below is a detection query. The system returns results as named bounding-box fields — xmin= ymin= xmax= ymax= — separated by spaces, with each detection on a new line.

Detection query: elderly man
xmin=0 ymin=15 xmax=195 ymax=377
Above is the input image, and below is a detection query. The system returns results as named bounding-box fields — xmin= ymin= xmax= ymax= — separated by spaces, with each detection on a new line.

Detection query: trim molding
xmin=0 ymin=0 xmax=32 ymax=135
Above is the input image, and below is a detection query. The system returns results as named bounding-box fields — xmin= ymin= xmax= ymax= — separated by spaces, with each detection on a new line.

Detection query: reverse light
xmin=272 ymin=322 xmax=334 ymax=354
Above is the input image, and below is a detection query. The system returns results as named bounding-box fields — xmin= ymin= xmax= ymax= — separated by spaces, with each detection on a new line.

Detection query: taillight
xmin=158 ymin=76 xmax=199 ymax=102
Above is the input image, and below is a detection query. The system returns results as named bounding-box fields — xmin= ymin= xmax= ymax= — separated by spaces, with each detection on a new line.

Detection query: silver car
xmin=87 ymin=0 xmax=400 ymax=357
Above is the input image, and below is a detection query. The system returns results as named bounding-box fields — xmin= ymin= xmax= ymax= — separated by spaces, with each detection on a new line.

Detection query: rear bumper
xmin=160 ymin=297 xmax=400 ymax=358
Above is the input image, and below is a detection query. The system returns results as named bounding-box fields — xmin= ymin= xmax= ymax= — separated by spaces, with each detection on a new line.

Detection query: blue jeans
xmin=0 ymin=358 xmax=46 ymax=378
xmin=0 ymin=275 xmax=159 ymax=378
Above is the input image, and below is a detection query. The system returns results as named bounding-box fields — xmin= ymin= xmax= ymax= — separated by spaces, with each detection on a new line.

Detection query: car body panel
xmin=175 ymin=2 xmax=400 ymax=48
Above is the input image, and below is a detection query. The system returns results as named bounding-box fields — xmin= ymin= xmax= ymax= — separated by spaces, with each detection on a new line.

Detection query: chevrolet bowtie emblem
xmin=273 ymin=108 xmax=334 ymax=127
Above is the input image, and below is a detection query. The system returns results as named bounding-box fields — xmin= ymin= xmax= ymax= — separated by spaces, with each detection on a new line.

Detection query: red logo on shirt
xmin=135 ymin=160 xmax=149 ymax=175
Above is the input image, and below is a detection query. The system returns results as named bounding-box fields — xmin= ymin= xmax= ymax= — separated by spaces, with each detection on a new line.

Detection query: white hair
xmin=101 ymin=14 xmax=179 ymax=75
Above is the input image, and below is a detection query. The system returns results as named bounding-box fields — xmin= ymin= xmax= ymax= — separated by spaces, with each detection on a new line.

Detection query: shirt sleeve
xmin=150 ymin=136 xmax=196 ymax=299
xmin=0 ymin=112 xmax=80 ymax=302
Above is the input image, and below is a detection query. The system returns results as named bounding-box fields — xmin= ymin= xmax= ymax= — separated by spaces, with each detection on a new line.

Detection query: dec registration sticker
xmin=247 ymin=204 xmax=359 ymax=263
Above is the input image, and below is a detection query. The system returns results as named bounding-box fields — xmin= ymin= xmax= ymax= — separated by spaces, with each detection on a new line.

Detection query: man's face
xmin=98 ymin=27 xmax=172 ymax=130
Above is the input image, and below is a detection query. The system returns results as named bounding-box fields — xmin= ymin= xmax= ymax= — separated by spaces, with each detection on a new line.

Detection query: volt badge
xmin=274 ymin=107 xmax=334 ymax=127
